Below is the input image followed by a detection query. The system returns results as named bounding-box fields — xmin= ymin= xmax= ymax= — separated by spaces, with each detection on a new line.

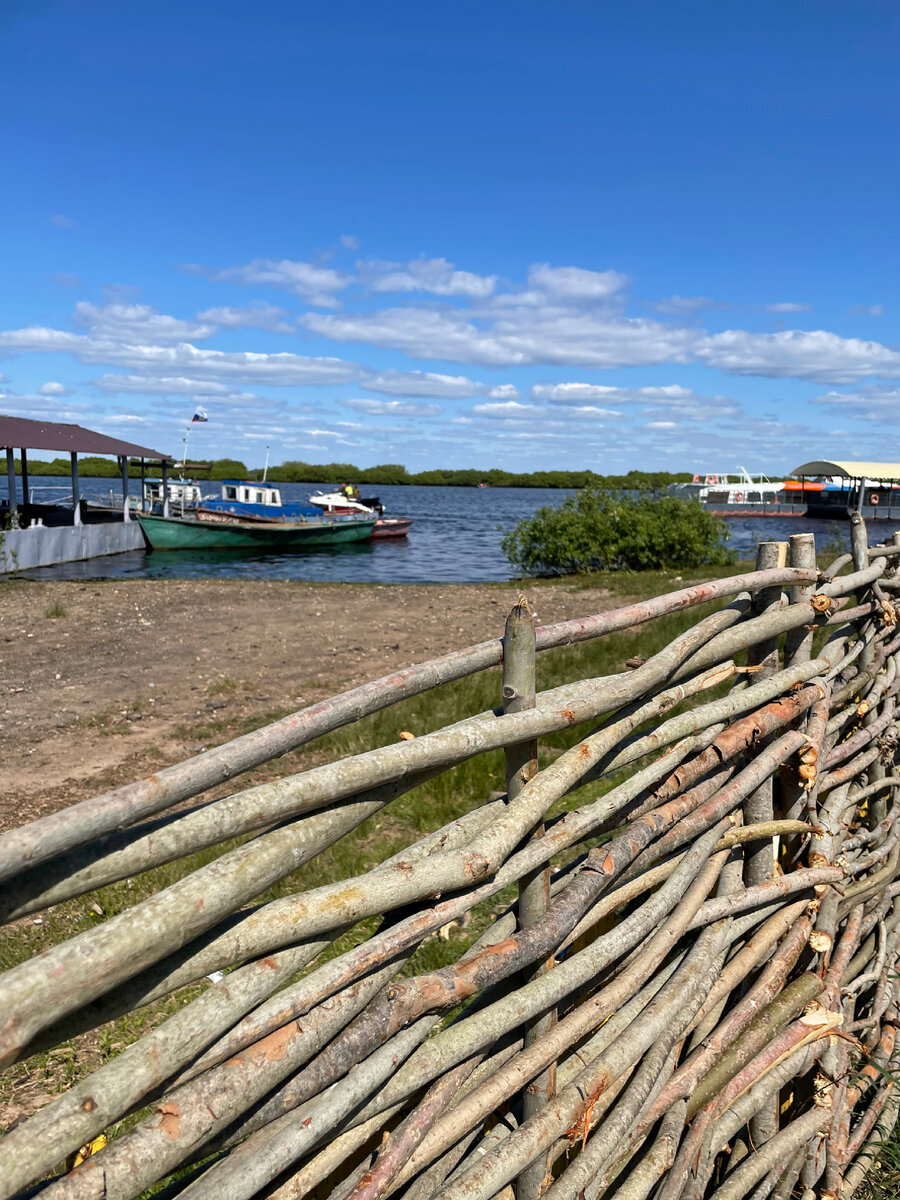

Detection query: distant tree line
xmin=10 ymin=456 xmax=696 ymax=491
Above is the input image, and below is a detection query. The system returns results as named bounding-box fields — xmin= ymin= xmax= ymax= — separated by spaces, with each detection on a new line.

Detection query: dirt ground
xmin=0 ymin=578 xmax=619 ymax=829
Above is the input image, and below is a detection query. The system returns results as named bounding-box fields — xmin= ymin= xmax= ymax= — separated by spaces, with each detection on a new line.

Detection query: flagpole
xmin=263 ymin=444 xmax=270 ymax=483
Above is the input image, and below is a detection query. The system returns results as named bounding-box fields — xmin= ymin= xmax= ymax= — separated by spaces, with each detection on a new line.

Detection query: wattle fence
xmin=2 ymin=518 xmax=900 ymax=1200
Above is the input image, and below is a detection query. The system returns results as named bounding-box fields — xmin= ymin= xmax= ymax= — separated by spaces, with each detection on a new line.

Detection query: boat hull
xmin=371 ymin=518 xmax=412 ymax=539
xmin=137 ymin=513 xmax=375 ymax=551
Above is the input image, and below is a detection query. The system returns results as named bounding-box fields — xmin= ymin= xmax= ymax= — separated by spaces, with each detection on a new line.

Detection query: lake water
xmin=8 ymin=477 xmax=900 ymax=583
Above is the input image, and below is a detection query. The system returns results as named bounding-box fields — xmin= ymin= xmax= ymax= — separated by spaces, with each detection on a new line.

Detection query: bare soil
xmin=0 ymin=578 xmax=619 ymax=830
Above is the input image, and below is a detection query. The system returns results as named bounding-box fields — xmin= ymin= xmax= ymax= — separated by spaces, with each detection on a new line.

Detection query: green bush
xmin=501 ymin=487 xmax=735 ymax=575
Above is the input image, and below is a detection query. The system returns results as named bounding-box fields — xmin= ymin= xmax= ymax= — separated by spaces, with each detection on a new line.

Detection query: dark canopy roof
xmin=791 ymin=460 xmax=900 ymax=480
xmin=0 ymin=415 xmax=172 ymax=462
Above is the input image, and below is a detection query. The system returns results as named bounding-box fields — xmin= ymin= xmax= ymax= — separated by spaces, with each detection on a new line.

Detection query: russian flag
xmin=192 ymin=408 xmax=209 ymax=423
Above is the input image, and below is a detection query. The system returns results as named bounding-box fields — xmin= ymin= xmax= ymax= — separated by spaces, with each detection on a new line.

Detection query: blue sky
xmin=2 ymin=0 xmax=899 ymax=472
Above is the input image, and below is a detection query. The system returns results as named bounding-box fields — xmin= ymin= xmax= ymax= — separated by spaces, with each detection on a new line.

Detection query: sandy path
xmin=0 ymin=578 xmax=618 ymax=828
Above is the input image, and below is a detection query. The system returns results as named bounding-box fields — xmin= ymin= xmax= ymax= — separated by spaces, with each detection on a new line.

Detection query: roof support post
xmin=161 ymin=460 xmax=170 ymax=517
xmin=120 ymin=457 xmax=130 ymax=522
xmin=5 ymin=447 xmax=16 ymax=517
xmin=140 ymin=459 xmax=146 ymax=512
xmin=20 ymin=448 xmax=29 ymax=511
xmin=70 ymin=452 xmax=81 ymax=526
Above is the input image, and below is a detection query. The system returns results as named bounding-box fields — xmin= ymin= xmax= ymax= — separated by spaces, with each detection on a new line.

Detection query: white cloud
xmin=0 ymin=326 xmax=363 ymax=387
xmin=697 ymin=329 xmax=900 ymax=384
xmin=554 ymin=404 xmax=626 ymax=420
xmin=73 ymin=302 xmax=216 ymax=344
xmin=654 ymin=296 xmax=729 ymax=315
xmin=848 ymin=304 xmax=885 ymax=318
xmin=200 ymin=259 xmax=350 ymax=307
xmin=811 ymin=386 xmax=900 ymax=421
xmin=37 ymin=381 xmax=73 ymax=396
xmin=487 ymin=384 xmax=520 ymax=400
xmin=361 ymin=370 xmax=486 ymax=398
xmin=360 ymin=256 xmax=497 ymax=298
xmin=530 ymin=382 xmax=733 ymax=421
xmin=51 ymin=214 xmax=76 ymax=229
xmin=646 ymin=420 xmax=678 ymax=429
xmin=763 ymin=302 xmax=813 ymax=314
xmin=340 ymin=235 xmax=361 ymax=250
xmin=471 ymin=401 xmax=546 ymax=419
xmin=196 ymin=302 xmax=292 ymax=332
xmin=93 ymin=374 xmax=237 ymax=395
xmin=532 ymin=382 xmax=691 ymax=404
xmin=301 ymin=306 xmax=697 ymax=368
xmin=342 ymin=398 xmax=442 ymax=417
xmin=526 ymin=264 xmax=629 ymax=302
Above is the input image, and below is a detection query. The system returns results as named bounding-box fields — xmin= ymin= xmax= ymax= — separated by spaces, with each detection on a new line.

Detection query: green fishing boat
xmin=136 ymin=511 xmax=376 ymax=551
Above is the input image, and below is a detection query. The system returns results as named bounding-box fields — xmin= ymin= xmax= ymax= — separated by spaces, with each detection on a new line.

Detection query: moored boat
xmin=136 ymin=512 xmax=376 ymax=551
xmin=308 ymin=485 xmax=384 ymax=515
xmin=309 ymin=483 xmax=414 ymax=536
xmin=670 ymin=468 xmax=803 ymax=516
xmin=371 ymin=517 xmax=412 ymax=539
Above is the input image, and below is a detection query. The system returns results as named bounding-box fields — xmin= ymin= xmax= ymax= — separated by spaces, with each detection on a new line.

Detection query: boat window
xmin=224 ymin=486 xmax=237 ymax=499
xmin=256 ymin=491 xmax=265 ymax=504
xmin=748 ymin=492 xmax=761 ymax=503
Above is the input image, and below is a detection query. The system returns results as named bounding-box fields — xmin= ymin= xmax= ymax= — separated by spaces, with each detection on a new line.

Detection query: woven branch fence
xmin=2 ymin=519 xmax=900 ymax=1200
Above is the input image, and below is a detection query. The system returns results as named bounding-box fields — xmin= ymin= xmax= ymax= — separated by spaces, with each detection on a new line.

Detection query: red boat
xmin=371 ymin=518 xmax=412 ymax=539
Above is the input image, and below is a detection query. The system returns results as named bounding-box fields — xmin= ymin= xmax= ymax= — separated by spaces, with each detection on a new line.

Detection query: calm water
xmin=8 ymin=477 xmax=900 ymax=583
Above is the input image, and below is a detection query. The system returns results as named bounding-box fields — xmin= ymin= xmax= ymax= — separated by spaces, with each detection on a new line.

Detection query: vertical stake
xmin=503 ymin=599 xmax=552 ymax=1200
xmin=784 ymin=533 xmax=817 ymax=667
xmin=20 ymin=448 xmax=29 ymax=513
xmin=781 ymin=532 xmax=819 ymax=857
xmin=850 ymin=513 xmax=884 ymax=826
xmin=120 ymin=457 xmax=130 ymax=522
xmin=744 ymin=539 xmax=787 ymax=1151
xmin=70 ymin=451 xmax=81 ymax=526
xmin=5 ymin=447 xmax=16 ymax=521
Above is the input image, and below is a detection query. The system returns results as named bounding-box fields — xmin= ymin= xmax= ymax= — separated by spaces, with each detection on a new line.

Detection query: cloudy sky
xmin=2 ymin=0 xmax=899 ymax=472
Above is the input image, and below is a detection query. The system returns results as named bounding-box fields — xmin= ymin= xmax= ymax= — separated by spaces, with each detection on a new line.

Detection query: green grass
xmin=44 ymin=600 xmax=67 ymax=619
xmin=859 ymin=1133 xmax=900 ymax=1200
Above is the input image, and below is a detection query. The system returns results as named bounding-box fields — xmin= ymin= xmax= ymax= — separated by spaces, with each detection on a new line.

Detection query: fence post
xmin=784 ymin=532 xmax=817 ymax=667
xmin=743 ymin=541 xmax=789 ymax=875
xmin=744 ymin=540 xmax=788 ymax=1151
xmin=780 ymin=532 xmax=818 ymax=838
xmin=503 ymin=598 xmax=552 ymax=1200
xmin=849 ymin=515 xmax=885 ymax=827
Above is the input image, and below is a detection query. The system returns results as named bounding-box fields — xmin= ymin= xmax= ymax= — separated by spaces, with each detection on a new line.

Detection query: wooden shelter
xmin=0 ymin=415 xmax=172 ymax=524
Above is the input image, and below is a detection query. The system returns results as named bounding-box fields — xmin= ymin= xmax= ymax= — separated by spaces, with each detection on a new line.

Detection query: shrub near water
xmin=501 ymin=487 xmax=735 ymax=574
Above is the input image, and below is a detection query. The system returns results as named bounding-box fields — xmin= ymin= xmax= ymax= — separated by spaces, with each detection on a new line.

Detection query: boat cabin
xmin=218 ymin=480 xmax=285 ymax=507
xmin=143 ymin=480 xmax=206 ymax=509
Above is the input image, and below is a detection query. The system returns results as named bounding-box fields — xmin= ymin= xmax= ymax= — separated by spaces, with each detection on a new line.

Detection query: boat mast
xmin=262 ymin=444 xmax=270 ymax=483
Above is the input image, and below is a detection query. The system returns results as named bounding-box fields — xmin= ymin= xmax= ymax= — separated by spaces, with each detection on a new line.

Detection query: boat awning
xmin=0 ymin=415 xmax=172 ymax=461
xmin=790 ymin=460 xmax=900 ymax=480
